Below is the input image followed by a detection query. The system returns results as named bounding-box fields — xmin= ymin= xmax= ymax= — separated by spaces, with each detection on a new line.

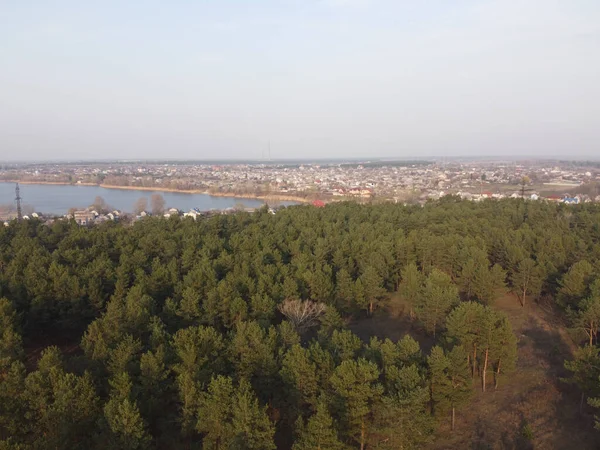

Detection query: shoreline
xmin=1 ymin=180 xmax=312 ymax=204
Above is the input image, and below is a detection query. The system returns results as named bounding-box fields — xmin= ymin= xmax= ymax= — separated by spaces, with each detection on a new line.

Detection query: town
xmin=1 ymin=158 xmax=600 ymax=226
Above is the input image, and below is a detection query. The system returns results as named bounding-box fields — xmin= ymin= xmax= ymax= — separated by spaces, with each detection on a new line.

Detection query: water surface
xmin=0 ymin=183 xmax=289 ymax=215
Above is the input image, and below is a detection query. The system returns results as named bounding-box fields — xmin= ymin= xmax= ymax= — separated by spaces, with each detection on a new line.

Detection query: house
xmin=312 ymin=200 xmax=325 ymax=208
xmin=564 ymin=197 xmax=579 ymax=204
xmin=545 ymin=195 xmax=563 ymax=203
xmin=73 ymin=210 xmax=96 ymax=225
xmin=183 ymin=210 xmax=200 ymax=220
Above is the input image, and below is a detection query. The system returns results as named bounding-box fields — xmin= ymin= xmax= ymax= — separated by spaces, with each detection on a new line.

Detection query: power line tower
xmin=519 ymin=176 xmax=533 ymax=199
xmin=519 ymin=176 xmax=533 ymax=223
xmin=15 ymin=183 xmax=22 ymax=222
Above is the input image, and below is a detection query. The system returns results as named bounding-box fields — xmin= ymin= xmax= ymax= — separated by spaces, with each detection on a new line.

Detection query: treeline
xmin=0 ymin=199 xmax=600 ymax=448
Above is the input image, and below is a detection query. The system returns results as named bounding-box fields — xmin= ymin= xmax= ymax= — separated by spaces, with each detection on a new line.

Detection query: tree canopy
xmin=1 ymin=198 xmax=600 ymax=447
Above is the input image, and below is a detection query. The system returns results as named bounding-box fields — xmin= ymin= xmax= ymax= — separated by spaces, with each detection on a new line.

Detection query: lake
xmin=0 ymin=183 xmax=293 ymax=215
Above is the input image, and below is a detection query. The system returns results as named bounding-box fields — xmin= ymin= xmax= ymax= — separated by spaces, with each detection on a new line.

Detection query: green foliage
xmin=330 ymin=358 xmax=383 ymax=448
xmin=196 ymin=376 xmax=276 ymax=450
xmin=281 ymin=344 xmax=319 ymax=414
xmin=428 ymin=346 xmax=471 ymax=422
xmin=557 ymin=260 xmax=596 ymax=308
xmin=416 ymin=269 xmax=460 ymax=337
xmin=399 ymin=262 xmax=423 ymax=316
xmin=521 ymin=422 xmax=534 ymax=441
xmin=0 ymin=199 xmax=598 ymax=446
xmin=293 ymin=401 xmax=345 ymax=450
xmin=374 ymin=364 xmax=434 ymax=449
xmin=446 ymin=302 xmax=517 ymax=390
xmin=22 ymin=348 xmax=100 ymax=450
xmin=0 ymin=298 xmax=23 ymax=370
xmin=510 ymin=258 xmax=543 ymax=307
xmin=563 ymin=346 xmax=600 ymax=402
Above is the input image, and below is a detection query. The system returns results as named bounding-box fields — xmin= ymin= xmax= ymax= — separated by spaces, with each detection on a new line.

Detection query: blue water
xmin=0 ymin=183 xmax=293 ymax=215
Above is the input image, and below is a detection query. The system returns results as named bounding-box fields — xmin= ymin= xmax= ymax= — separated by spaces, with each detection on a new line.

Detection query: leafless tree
xmin=233 ymin=202 xmax=246 ymax=211
xmin=134 ymin=197 xmax=148 ymax=214
xmin=278 ymin=299 xmax=327 ymax=333
xmin=150 ymin=194 xmax=166 ymax=215
xmin=92 ymin=196 xmax=110 ymax=213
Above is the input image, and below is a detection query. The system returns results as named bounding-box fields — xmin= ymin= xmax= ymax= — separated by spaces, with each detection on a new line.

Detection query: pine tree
xmin=0 ymin=298 xmax=23 ymax=371
xmin=416 ymin=269 xmax=459 ymax=337
xmin=293 ymin=401 xmax=345 ymax=450
xmin=330 ymin=358 xmax=383 ymax=450
xmin=196 ymin=376 xmax=276 ymax=450
xmin=102 ymin=372 xmax=151 ymax=449
xmin=557 ymin=260 xmax=595 ymax=308
xmin=280 ymin=344 xmax=319 ymax=416
xmin=563 ymin=345 xmax=600 ymax=413
xmin=23 ymin=348 xmax=100 ymax=450
xmin=458 ymin=258 xmax=477 ymax=300
xmin=399 ymin=263 xmax=424 ymax=318
xmin=335 ymin=268 xmax=355 ymax=314
xmin=373 ymin=364 xmax=434 ymax=449
xmin=196 ymin=375 xmax=235 ymax=449
xmin=447 ymin=302 xmax=517 ymax=391
xmin=230 ymin=382 xmax=276 ymax=450
xmin=511 ymin=258 xmax=543 ymax=307
xmin=0 ymin=362 xmax=27 ymax=442
xmin=446 ymin=347 xmax=472 ymax=430
xmin=473 ymin=263 xmax=506 ymax=304
xmin=488 ymin=316 xmax=518 ymax=390
xmin=327 ymin=329 xmax=363 ymax=364
xmin=568 ymin=297 xmax=600 ymax=346
xmin=359 ymin=266 xmax=385 ymax=316
xmin=428 ymin=346 xmax=451 ymax=415
xmin=104 ymin=398 xmax=150 ymax=450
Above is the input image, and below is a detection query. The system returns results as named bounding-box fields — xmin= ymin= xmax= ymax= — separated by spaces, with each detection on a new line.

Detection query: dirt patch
xmin=350 ymin=292 xmax=599 ymax=449
xmin=348 ymin=294 xmax=436 ymax=352
xmin=433 ymin=293 xmax=597 ymax=450
xmin=23 ymin=332 xmax=83 ymax=371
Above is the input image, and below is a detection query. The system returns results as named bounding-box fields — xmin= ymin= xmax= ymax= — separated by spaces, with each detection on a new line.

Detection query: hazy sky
xmin=1 ymin=0 xmax=599 ymax=161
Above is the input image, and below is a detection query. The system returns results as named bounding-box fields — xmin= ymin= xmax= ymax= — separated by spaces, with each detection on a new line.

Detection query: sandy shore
xmin=2 ymin=179 xmax=311 ymax=204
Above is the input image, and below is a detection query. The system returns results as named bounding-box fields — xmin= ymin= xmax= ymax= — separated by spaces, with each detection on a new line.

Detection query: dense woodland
xmin=1 ymin=198 xmax=600 ymax=449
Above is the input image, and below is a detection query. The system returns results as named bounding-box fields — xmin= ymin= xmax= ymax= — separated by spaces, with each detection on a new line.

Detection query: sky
xmin=1 ymin=0 xmax=599 ymax=161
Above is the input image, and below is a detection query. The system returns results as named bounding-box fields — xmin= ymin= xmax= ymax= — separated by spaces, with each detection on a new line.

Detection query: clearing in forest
xmin=350 ymin=292 xmax=598 ymax=450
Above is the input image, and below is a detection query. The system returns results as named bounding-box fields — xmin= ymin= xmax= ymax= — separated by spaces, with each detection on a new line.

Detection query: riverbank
xmin=206 ymin=191 xmax=312 ymax=204
xmin=1 ymin=180 xmax=312 ymax=204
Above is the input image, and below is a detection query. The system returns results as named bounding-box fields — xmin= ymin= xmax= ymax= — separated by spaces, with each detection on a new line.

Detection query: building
xmin=73 ymin=210 xmax=96 ymax=225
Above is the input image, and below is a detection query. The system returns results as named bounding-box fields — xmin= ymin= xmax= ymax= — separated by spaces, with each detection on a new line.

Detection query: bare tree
xmin=150 ymin=194 xmax=166 ymax=215
xmin=134 ymin=197 xmax=148 ymax=214
xmin=92 ymin=196 xmax=110 ymax=213
xmin=233 ymin=201 xmax=246 ymax=211
xmin=278 ymin=299 xmax=327 ymax=333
